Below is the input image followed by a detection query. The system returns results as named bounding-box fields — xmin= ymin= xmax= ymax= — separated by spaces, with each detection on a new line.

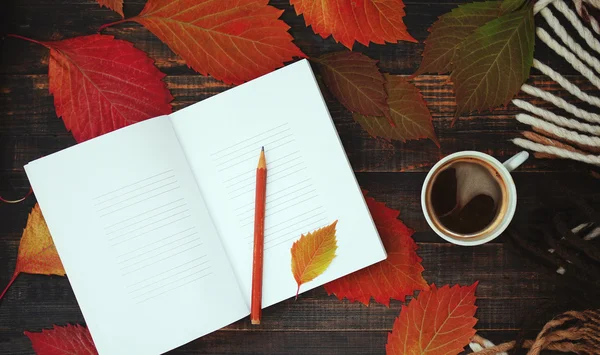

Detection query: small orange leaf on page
xmin=290 ymin=0 xmax=416 ymax=49
xmin=324 ymin=192 xmax=428 ymax=306
xmin=96 ymin=0 xmax=124 ymax=17
xmin=107 ymin=0 xmax=306 ymax=85
xmin=386 ymin=283 xmax=479 ymax=355
xmin=291 ymin=221 xmax=338 ymax=298
xmin=25 ymin=324 xmax=98 ymax=355
xmin=314 ymin=52 xmax=389 ymax=118
xmin=9 ymin=34 xmax=173 ymax=143
xmin=0 ymin=204 xmax=65 ymax=301
xmin=353 ymin=75 xmax=440 ymax=147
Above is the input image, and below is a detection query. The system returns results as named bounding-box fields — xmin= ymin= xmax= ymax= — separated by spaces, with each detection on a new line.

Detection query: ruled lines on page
xmin=93 ymin=169 xmax=212 ymax=304
xmin=210 ymin=123 xmax=328 ymax=250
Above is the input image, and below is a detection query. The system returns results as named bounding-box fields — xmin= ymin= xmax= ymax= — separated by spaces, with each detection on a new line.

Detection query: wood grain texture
xmin=1 ymin=0 xmax=599 ymax=354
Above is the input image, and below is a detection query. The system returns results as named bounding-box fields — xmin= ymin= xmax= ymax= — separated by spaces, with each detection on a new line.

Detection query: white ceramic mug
xmin=421 ymin=151 xmax=529 ymax=246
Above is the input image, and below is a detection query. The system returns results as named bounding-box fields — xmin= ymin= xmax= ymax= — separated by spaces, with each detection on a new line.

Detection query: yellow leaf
xmin=1 ymin=204 xmax=65 ymax=301
xmin=291 ymin=221 xmax=338 ymax=298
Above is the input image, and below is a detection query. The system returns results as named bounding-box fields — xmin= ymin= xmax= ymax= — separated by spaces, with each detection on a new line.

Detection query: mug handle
xmin=503 ymin=151 xmax=529 ymax=172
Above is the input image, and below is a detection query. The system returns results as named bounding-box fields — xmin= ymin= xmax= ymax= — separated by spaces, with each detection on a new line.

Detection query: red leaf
xmin=8 ymin=34 xmax=173 ymax=143
xmin=291 ymin=0 xmax=416 ymax=49
xmin=386 ymin=283 xmax=479 ymax=355
xmin=25 ymin=324 xmax=98 ymax=355
xmin=96 ymin=0 xmax=124 ymax=17
xmin=324 ymin=192 xmax=428 ymax=306
xmin=102 ymin=0 xmax=306 ymax=85
xmin=314 ymin=52 xmax=389 ymax=118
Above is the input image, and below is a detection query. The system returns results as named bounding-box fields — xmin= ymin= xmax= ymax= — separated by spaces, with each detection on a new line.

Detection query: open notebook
xmin=24 ymin=59 xmax=386 ymax=355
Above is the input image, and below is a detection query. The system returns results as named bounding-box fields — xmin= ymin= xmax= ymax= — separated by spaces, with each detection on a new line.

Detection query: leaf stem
xmin=98 ymin=18 xmax=131 ymax=32
xmin=6 ymin=34 xmax=50 ymax=49
xmin=0 ymin=272 xmax=19 ymax=302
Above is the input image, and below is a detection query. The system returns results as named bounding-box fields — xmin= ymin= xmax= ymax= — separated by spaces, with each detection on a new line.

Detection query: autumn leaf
xmin=8 ymin=34 xmax=173 ymax=142
xmin=291 ymin=221 xmax=338 ymax=298
xmin=96 ymin=0 xmax=124 ymax=17
xmin=353 ymin=75 xmax=439 ymax=146
xmin=386 ymin=283 xmax=479 ymax=355
xmin=314 ymin=52 xmax=389 ymax=118
xmin=100 ymin=0 xmax=305 ymax=86
xmin=451 ymin=7 xmax=534 ymax=121
xmin=25 ymin=324 xmax=98 ymax=355
xmin=290 ymin=0 xmax=416 ymax=49
xmin=0 ymin=204 xmax=64 ymax=301
xmin=415 ymin=1 xmax=503 ymax=76
xmin=324 ymin=193 xmax=428 ymax=306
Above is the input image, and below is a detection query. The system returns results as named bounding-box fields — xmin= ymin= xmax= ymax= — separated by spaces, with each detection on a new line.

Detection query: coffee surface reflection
xmin=430 ymin=159 xmax=504 ymax=235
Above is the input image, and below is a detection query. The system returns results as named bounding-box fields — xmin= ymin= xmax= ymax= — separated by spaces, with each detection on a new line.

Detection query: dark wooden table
xmin=1 ymin=0 xmax=599 ymax=354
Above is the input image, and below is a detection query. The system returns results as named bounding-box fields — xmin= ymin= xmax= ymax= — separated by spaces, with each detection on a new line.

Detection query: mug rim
xmin=421 ymin=151 xmax=517 ymax=246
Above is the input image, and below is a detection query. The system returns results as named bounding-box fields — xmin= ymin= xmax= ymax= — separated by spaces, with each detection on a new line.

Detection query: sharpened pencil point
xmin=257 ymin=147 xmax=266 ymax=169
xmin=261 ymin=146 xmax=264 ymax=152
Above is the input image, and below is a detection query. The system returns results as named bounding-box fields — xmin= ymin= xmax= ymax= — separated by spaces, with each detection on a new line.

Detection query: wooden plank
xmin=1 ymin=74 xmax=598 ymax=173
xmin=0 ymin=329 xmax=533 ymax=355
xmin=0 ymin=269 xmax=557 ymax=333
xmin=0 ymin=326 xmax=565 ymax=355
xmin=1 ymin=171 xmax=598 ymax=236
xmin=0 ymin=237 xmax=559 ymax=332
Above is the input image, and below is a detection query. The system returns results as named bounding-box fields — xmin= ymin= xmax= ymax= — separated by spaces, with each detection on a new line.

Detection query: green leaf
xmin=415 ymin=1 xmax=503 ymax=76
xmin=354 ymin=75 xmax=440 ymax=147
xmin=451 ymin=7 xmax=534 ymax=121
xmin=501 ymin=0 xmax=527 ymax=12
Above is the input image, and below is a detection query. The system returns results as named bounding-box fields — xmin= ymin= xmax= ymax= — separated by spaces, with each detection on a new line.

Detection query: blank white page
xmin=25 ymin=116 xmax=248 ymax=355
xmin=171 ymin=60 xmax=386 ymax=308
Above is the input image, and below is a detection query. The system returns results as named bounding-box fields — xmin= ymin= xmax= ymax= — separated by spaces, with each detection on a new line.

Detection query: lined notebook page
xmin=171 ymin=59 xmax=386 ymax=308
xmin=25 ymin=116 xmax=248 ymax=355
xmin=211 ymin=122 xmax=329 ymax=251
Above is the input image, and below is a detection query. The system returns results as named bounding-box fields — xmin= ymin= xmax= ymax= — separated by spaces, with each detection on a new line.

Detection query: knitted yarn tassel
xmin=513 ymin=0 xmax=600 ymax=166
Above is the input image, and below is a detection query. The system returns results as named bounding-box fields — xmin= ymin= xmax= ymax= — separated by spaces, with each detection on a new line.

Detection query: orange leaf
xmin=109 ymin=0 xmax=306 ymax=85
xmin=291 ymin=221 xmax=338 ymax=298
xmin=0 ymin=204 xmax=65 ymax=301
xmin=314 ymin=52 xmax=390 ymax=118
xmin=386 ymin=283 xmax=479 ymax=355
xmin=290 ymin=0 xmax=416 ymax=49
xmin=8 ymin=34 xmax=173 ymax=143
xmin=96 ymin=0 xmax=124 ymax=17
xmin=25 ymin=324 xmax=98 ymax=355
xmin=324 ymin=192 xmax=428 ymax=306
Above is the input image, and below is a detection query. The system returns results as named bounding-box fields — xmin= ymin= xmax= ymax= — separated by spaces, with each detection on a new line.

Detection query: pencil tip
xmin=261 ymin=146 xmax=264 ymax=152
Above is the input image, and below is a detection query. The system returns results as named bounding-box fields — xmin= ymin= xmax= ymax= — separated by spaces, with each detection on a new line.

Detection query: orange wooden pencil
xmin=251 ymin=146 xmax=267 ymax=325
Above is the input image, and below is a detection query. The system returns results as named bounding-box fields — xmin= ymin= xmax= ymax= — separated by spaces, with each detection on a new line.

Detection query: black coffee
xmin=430 ymin=160 xmax=504 ymax=234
